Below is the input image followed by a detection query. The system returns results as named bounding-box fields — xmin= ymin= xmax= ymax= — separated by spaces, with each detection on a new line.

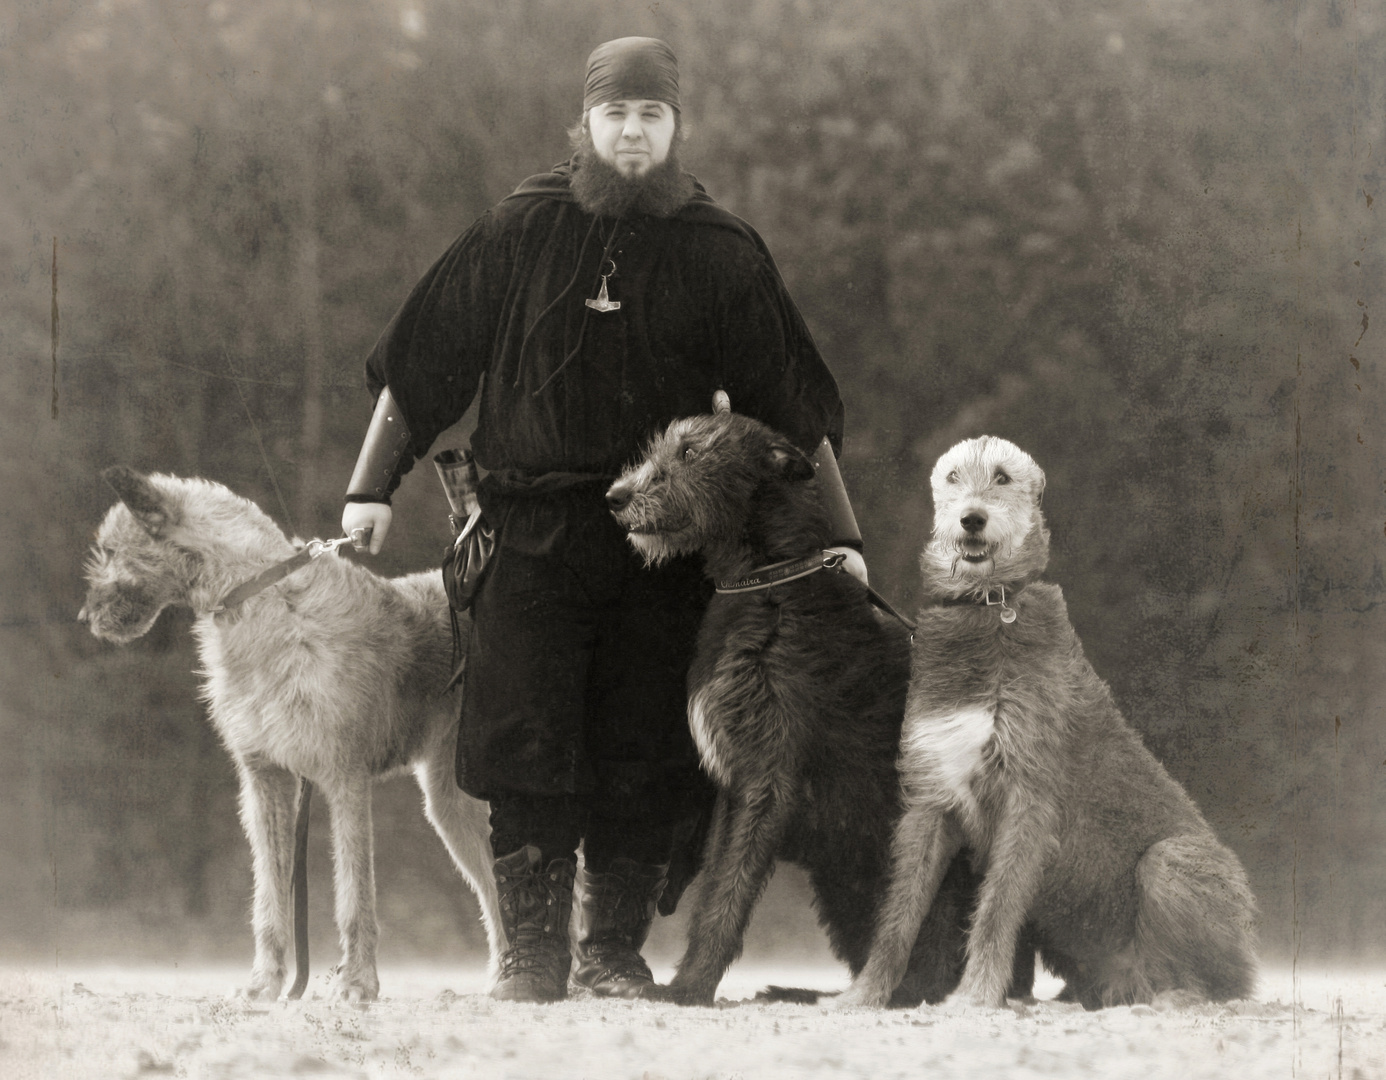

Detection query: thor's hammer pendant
xmin=585 ymin=275 xmax=621 ymax=313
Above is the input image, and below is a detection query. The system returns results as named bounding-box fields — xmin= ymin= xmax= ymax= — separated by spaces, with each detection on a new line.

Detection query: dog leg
xmin=325 ymin=774 xmax=381 ymax=1002
xmin=236 ymin=757 xmax=299 ymax=1001
xmin=643 ymin=790 xmax=733 ymax=1005
xmin=1007 ymin=922 xmax=1039 ymax=1001
xmin=655 ymin=787 xmax=787 ymax=1006
xmin=951 ymin=795 xmax=1057 ymax=1008
xmin=414 ymin=749 xmax=503 ymax=985
xmin=1122 ymin=833 xmax=1257 ymax=1004
xmin=833 ymin=807 xmax=963 ymax=1009
xmin=887 ymin=851 xmax=981 ymax=1007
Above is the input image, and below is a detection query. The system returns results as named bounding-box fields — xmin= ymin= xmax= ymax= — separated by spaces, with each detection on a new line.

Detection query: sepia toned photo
xmin=1 ymin=1 xmax=1381 ymax=1076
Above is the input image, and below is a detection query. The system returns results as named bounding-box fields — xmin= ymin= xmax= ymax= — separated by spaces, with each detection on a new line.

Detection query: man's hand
xmin=342 ymin=502 xmax=392 ymax=555
xmin=827 ymin=546 xmax=868 ymax=586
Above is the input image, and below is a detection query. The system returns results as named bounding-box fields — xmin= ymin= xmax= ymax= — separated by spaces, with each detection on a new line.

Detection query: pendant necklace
xmin=586 ymin=256 xmax=622 ymax=313
xmin=586 ymin=218 xmax=624 ymax=313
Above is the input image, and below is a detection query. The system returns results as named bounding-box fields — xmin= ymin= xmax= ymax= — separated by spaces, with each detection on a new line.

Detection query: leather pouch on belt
xmin=434 ymin=448 xmax=497 ymax=616
xmin=441 ymin=509 xmax=496 ymax=615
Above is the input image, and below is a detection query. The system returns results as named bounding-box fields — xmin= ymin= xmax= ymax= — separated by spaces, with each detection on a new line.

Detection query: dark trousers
xmin=456 ymin=488 xmax=713 ymax=873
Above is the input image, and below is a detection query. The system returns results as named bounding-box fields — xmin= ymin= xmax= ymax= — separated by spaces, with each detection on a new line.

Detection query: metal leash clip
xmin=307 ymin=536 xmax=355 ymax=558
xmin=822 ymin=550 xmax=848 ymax=571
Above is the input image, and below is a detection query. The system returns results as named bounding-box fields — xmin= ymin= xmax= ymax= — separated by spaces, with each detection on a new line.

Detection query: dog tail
xmin=1129 ymin=833 xmax=1259 ymax=1003
xmin=756 ymin=986 xmax=839 ymax=1005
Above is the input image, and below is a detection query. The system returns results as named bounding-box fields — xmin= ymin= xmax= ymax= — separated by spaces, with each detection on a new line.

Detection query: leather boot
xmin=489 ymin=845 xmax=576 ymax=1003
xmin=570 ymin=858 xmax=668 ymax=998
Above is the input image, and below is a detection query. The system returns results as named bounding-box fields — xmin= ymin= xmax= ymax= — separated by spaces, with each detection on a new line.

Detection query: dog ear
xmin=102 ymin=466 xmax=178 ymax=537
xmin=766 ymin=443 xmax=816 ymax=484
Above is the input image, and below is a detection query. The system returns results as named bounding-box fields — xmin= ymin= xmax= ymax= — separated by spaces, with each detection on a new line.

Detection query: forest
xmin=0 ymin=0 xmax=1381 ymax=967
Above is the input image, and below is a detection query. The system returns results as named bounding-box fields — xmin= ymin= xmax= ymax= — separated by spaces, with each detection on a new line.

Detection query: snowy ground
xmin=2 ymin=961 xmax=1383 ymax=1080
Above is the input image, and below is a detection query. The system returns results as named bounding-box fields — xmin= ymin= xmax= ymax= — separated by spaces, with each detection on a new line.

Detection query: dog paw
xmin=240 ymin=970 xmax=285 ymax=1002
xmin=640 ymin=983 xmax=714 ymax=1007
xmin=328 ymin=967 xmax=380 ymax=1004
xmin=1151 ymin=989 xmax=1206 ymax=1012
xmin=939 ymin=988 xmax=1007 ymax=1014
xmin=824 ymin=983 xmax=891 ymax=1011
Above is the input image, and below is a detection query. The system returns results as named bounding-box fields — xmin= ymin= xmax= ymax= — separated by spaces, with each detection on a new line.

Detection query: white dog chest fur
xmin=900 ymin=706 xmax=996 ymax=814
xmin=688 ymin=687 xmax=733 ymax=786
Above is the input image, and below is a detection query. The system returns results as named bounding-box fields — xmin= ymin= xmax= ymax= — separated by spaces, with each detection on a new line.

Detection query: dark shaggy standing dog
xmin=605 ymin=411 xmax=981 ymax=1007
xmin=80 ymin=468 xmax=502 ymax=1001
xmin=836 ymin=436 xmax=1257 ymax=1011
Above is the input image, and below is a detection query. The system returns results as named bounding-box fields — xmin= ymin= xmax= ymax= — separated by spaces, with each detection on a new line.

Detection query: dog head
xmin=921 ymin=436 xmax=1049 ymax=596
xmin=606 ymin=411 xmax=821 ymax=569
xmin=79 ymin=467 xmax=204 ymax=642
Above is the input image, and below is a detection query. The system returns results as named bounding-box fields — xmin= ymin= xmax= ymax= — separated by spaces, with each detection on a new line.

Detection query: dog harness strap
xmin=212 ymin=538 xmax=351 ymax=614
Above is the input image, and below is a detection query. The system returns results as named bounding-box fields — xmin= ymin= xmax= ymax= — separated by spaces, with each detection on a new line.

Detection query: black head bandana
xmin=583 ymin=37 xmax=681 ymax=111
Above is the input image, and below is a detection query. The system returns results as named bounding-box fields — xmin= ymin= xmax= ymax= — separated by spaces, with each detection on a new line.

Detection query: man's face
xmin=587 ymin=99 xmax=676 ymax=177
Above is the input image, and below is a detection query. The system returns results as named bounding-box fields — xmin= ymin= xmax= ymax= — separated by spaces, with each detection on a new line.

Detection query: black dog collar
xmin=714 ymin=550 xmax=846 ymax=593
xmin=717 ymin=551 xmax=918 ymax=635
xmin=928 ymin=584 xmax=1019 ymax=623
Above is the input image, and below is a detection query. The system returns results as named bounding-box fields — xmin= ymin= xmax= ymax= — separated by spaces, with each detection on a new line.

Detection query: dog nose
xmin=606 ymin=485 xmax=631 ymax=512
xmin=961 ymin=512 xmax=987 ymax=534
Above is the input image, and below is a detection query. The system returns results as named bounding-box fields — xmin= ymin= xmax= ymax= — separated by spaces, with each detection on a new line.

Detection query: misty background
xmin=1 ymin=0 xmax=1381 ymax=972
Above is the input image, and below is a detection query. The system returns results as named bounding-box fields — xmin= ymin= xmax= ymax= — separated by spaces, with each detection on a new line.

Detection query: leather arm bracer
xmin=810 ymin=436 xmax=863 ymax=551
xmin=345 ymin=386 xmax=413 ymax=503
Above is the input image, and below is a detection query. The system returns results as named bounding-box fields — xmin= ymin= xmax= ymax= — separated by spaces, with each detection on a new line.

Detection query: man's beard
xmin=569 ymin=136 xmax=695 ymax=219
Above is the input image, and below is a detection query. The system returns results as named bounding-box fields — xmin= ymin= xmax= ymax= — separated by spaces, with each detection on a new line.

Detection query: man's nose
xmin=621 ymin=116 xmax=644 ymax=140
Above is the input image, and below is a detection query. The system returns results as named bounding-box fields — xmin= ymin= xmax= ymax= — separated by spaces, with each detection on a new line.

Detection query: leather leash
xmin=210 ymin=536 xmax=355 ymax=615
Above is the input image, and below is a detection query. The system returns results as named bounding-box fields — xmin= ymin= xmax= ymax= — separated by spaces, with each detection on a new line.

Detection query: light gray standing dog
xmin=80 ymin=467 xmax=502 ymax=1002
xmin=835 ymin=436 xmax=1257 ymax=1011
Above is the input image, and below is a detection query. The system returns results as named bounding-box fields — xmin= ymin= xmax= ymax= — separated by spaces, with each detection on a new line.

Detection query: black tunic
xmin=365 ymin=162 xmax=843 ymax=489
xmin=363 ymin=163 xmax=844 ymax=820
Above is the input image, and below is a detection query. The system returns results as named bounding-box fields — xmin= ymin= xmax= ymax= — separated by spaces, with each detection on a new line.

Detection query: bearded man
xmin=341 ymin=36 xmax=866 ymax=1003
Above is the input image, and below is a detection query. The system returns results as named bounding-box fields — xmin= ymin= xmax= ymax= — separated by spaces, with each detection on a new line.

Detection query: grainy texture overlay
xmin=3 ymin=965 xmax=1383 ymax=1080
xmin=1 ymin=2 xmax=1381 ymax=1076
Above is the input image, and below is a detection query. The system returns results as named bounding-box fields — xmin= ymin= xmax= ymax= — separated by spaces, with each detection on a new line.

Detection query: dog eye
xmin=683 ymin=445 xmax=697 ymax=462
xmin=946 ymin=470 xmax=959 ymax=484
xmin=994 ymin=472 xmax=1011 ymax=485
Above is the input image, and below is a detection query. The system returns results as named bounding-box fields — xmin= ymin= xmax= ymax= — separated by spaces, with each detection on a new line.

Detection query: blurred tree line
xmin=1 ymin=0 xmax=1381 ymax=965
